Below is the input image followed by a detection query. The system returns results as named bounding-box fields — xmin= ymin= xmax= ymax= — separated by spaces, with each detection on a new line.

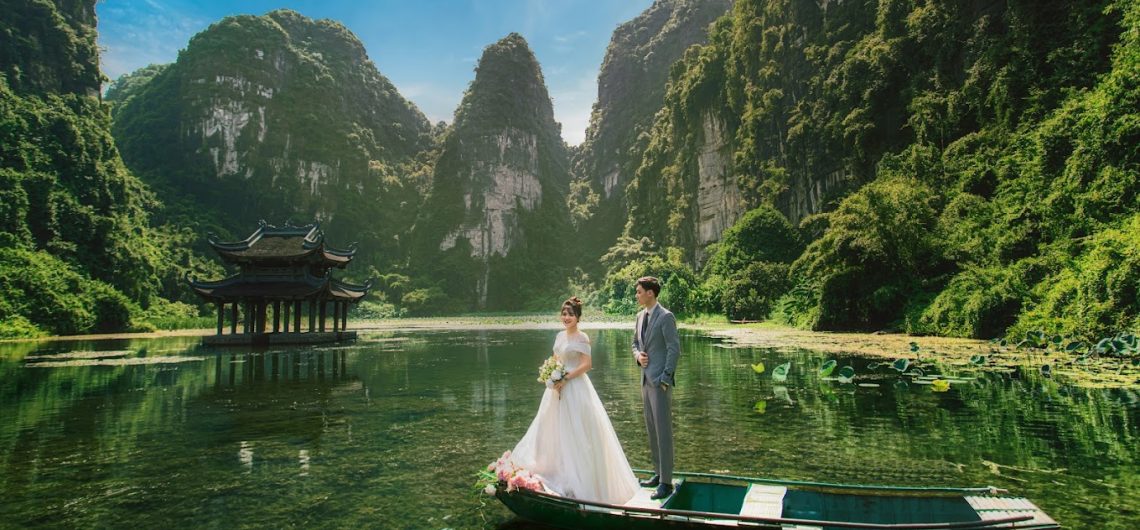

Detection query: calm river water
xmin=0 ymin=328 xmax=1136 ymax=529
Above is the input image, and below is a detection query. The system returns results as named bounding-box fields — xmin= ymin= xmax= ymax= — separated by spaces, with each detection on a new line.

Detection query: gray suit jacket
xmin=631 ymin=304 xmax=680 ymax=387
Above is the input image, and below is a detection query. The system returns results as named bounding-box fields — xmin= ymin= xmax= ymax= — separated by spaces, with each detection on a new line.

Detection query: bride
xmin=506 ymin=296 xmax=639 ymax=504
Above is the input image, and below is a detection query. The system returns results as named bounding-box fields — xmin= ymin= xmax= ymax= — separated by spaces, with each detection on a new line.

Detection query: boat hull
xmin=494 ymin=472 xmax=1060 ymax=530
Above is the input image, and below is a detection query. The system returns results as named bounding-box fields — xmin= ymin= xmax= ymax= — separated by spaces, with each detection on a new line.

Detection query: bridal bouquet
xmin=537 ymin=356 xmax=567 ymax=388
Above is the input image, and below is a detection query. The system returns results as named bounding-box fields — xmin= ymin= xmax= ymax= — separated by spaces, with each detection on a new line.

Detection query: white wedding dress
xmin=508 ymin=331 xmax=639 ymax=504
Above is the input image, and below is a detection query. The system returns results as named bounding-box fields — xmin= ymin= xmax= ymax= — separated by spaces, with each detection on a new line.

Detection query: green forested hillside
xmin=607 ymin=0 xmax=1138 ymax=339
xmin=0 ymin=0 xmax=202 ymax=337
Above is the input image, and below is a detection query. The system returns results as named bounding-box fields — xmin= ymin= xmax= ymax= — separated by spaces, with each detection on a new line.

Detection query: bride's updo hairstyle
xmin=562 ymin=296 xmax=583 ymax=320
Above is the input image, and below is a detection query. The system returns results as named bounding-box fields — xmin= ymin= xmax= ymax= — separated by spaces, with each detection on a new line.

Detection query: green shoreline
xmin=4 ymin=316 xmax=1135 ymax=389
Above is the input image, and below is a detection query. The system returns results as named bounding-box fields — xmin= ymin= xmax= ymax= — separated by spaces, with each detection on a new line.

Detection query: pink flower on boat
xmin=507 ymin=469 xmax=545 ymax=493
xmin=488 ymin=450 xmax=545 ymax=493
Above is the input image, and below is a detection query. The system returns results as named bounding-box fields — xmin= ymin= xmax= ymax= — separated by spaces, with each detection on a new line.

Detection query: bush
xmin=791 ymin=177 xmax=946 ymax=330
xmin=721 ymin=262 xmax=791 ymax=321
xmin=597 ymin=247 xmax=708 ymax=316
xmin=402 ymin=287 xmax=451 ymax=316
xmin=0 ymin=314 xmax=46 ymax=339
xmin=910 ymin=266 xmax=1024 ymax=338
xmin=704 ymin=205 xmax=803 ymax=278
xmin=1011 ymin=215 xmax=1140 ymax=339
xmin=137 ymin=298 xmax=210 ymax=330
xmin=0 ymin=247 xmax=140 ymax=335
xmin=352 ymin=300 xmax=406 ymax=320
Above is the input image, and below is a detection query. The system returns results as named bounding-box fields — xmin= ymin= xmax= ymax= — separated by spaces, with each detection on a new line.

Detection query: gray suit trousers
xmin=641 ymin=382 xmax=673 ymax=482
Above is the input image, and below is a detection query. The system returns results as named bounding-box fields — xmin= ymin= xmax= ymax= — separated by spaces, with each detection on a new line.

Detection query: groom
xmin=631 ymin=276 xmax=680 ymax=500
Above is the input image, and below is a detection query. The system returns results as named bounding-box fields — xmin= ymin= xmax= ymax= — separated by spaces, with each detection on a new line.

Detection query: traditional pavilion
xmin=188 ymin=221 xmax=372 ymax=345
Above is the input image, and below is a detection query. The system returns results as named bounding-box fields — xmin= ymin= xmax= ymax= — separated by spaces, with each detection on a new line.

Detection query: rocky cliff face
xmin=111 ymin=10 xmax=433 ymax=270
xmin=694 ymin=111 xmax=741 ymax=259
xmin=414 ymin=34 xmax=571 ymax=310
xmin=571 ymin=0 xmax=732 ymax=265
xmin=625 ymin=0 xmax=877 ymax=262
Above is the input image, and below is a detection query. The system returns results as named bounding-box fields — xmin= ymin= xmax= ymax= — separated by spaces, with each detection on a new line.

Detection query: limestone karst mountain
xmin=110 ymin=9 xmax=434 ymax=272
xmin=411 ymin=33 xmax=572 ymax=311
xmin=570 ymin=0 xmax=733 ymax=269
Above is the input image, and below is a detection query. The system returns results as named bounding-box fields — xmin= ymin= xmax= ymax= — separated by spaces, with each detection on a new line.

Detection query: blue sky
xmin=96 ymin=0 xmax=654 ymax=145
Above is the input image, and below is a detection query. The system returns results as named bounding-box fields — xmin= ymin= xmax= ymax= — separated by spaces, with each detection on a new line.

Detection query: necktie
xmin=640 ymin=310 xmax=649 ymax=345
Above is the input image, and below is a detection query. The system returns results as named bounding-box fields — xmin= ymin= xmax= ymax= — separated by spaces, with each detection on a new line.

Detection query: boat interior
xmin=615 ymin=479 xmax=1057 ymax=528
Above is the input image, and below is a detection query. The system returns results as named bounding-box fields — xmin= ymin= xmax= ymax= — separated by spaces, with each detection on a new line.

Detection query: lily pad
xmin=931 ymin=379 xmax=951 ymax=392
xmin=751 ymin=362 xmax=766 ymax=374
xmin=892 ymin=358 xmax=911 ymax=372
xmin=772 ymin=362 xmax=791 ymax=383
xmin=1065 ymin=341 xmax=1086 ymax=352
xmin=836 ymin=365 xmax=856 ymax=384
xmin=969 ymin=354 xmax=986 ymax=366
xmin=819 ymin=359 xmax=837 ymax=378
xmin=1040 ymin=364 xmax=1052 ymax=378
xmin=753 ymin=400 xmax=767 ymax=414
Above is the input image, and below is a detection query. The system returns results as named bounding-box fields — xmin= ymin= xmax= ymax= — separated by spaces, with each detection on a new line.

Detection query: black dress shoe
xmin=650 ymin=483 xmax=674 ymax=500
xmin=639 ymin=475 xmax=660 ymax=488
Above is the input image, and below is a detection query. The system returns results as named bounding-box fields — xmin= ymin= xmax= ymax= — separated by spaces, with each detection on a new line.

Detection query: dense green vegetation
xmin=0 ymin=0 xmax=217 ymax=338
xmin=597 ymin=0 xmax=1138 ymax=341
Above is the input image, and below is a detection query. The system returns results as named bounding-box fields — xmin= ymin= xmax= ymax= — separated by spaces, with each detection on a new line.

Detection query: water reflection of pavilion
xmin=212 ymin=349 xmax=354 ymax=386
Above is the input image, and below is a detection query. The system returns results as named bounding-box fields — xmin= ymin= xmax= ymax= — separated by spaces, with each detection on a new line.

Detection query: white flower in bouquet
xmin=537 ymin=356 xmax=567 ymax=388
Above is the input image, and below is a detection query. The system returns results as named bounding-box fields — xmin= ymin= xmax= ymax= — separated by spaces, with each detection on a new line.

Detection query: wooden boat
xmin=495 ymin=470 xmax=1059 ymax=529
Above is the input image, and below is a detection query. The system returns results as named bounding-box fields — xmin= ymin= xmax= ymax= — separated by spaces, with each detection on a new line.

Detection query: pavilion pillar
xmin=243 ymin=301 xmax=252 ymax=334
xmin=230 ymin=302 xmax=238 ymax=334
xmin=319 ymin=300 xmax=327 ymax=332
xmin=341 ymin=302 xmax=348 ymax=330
xmin=331 ymin=302 xmax=340 ymax=332
xmin=294 ymin=301 xmax=302 ymax=332
xmin=216 ymin=303 xmax=224 ymax=335
xmin=257 ymin=302 xmax=268 ymax=334
xmin=273 ymin=301 xmax=281 ymax=333
xmin=283 ymin=302 xmax=291 ymax=333
xmin=308 ymin=300 xmax=316 ymax=332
